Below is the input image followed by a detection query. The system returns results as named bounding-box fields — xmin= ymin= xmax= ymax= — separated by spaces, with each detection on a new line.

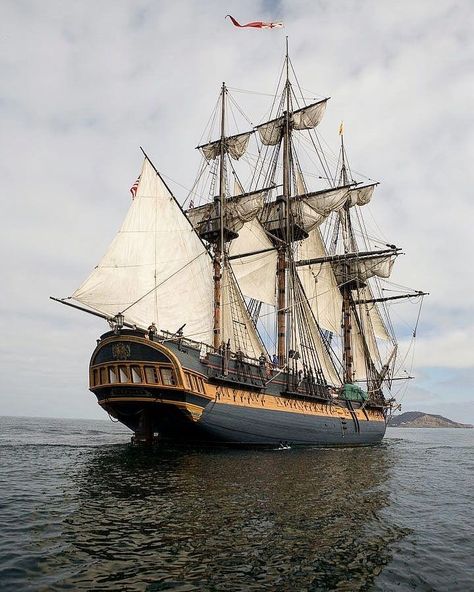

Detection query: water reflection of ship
xmin=56 ymin=444 xmax=409 ymax=590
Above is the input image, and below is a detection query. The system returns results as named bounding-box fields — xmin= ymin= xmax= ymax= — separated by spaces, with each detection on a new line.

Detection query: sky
xmin=0 ymin=0 xmax=473 ymax=423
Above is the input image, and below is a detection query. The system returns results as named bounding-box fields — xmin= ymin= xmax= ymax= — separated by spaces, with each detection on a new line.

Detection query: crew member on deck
xmin=148 ymin=322 xmax=157 ymax=340
xmin=259 ymin=352 xmax=268 ymax=378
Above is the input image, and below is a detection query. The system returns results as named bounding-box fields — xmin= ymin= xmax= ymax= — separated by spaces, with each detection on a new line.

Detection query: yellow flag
xmin=339 ymin=121 xmax=344 ymax=135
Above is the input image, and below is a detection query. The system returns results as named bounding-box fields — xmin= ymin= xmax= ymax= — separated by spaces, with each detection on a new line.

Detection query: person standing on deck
xmin=147 ymin=322 xmax=157 ymax=340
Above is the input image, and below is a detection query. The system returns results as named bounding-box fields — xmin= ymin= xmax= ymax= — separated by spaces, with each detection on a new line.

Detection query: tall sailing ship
xmin=53 ymin=48 xmax=426 ymax=446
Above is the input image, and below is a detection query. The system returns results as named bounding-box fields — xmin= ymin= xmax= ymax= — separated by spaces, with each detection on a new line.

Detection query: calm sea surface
xmin=0 ymin=417 xmax=472 ymax=592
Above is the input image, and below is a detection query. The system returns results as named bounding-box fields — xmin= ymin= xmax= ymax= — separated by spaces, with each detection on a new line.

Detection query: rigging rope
xmin=393 ymin=295 xmax=424 ymax=387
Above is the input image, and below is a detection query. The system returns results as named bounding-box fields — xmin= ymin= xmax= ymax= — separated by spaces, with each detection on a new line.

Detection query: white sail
xmin=199 ymin=131 xmax=252 ymax=161
xmin=255 ymin=100 xmax=328 ymax=146
xmin=295 ymin=168 xmax=306 ymax=195
xmin=357 ymin=286 xmax=391 ymax=341
xmin=305 ymin=186 xmax=350 ymax=215
xmin=186 ymin=189 xmax=266 ymax=236
xmin=227 ymin=190 xmax=265 ymax=227
xmin=229 ymin=219 xmax=277 ymax=306
xmin=200 ymin=141 xmax=220 ymax=161
xmin=292 ymin=100 xmax=328 ymax=130
xmin=186 ymin=202 xmax=214 ymax=230
xmin=233 ymin=176 xmax=245 ymax=196
xmin=347 ymin=183 xmax=377 ymax=207
xmin=351 ymin=313 xmax=369 ymax=381
xmin=351 ymin=306 xmax=384 ymax=381
xmin=263 ymin=187 xmax=350 ymax=234
xmin=221 ymin=265 xmax=266 ymax=358
xmin=72 ymin=158 xmax=214 ymax=343
xmin=295 ymin=200 xmax=327 ymax=232
xmin=333 ymin=254 xmax=396 ymax=285
xmin=358 ymin=256 xmax=395 ymax=280
xmin=227 ymin=132 xmax=252 ymax=160
xmin=293 ymin=281 xmax=342 ymax=387
xmin=294 ymin=186 xmax=350 ymax=232
xmin=297 ymin=229 xmax=342 ymax=334
xmin=255 ymin=116 xmax=283 ymax=146
xmin=358 ymin=305 xmax=383 ymax=368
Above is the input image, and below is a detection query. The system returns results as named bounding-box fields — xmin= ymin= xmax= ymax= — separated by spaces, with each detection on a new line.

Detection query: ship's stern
xmin=89 ymin=330 xmax=212 ymax=443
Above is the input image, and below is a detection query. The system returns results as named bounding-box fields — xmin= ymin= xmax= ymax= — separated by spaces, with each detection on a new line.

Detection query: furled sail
xmin=198 ymin=131 xmax=252 ymax=161
xmin=72 ymin=158 xmax=214 ymax=343
xmin=229 ymin=219 xmax=277 ymax=306
xmin=333 ymin=254 xmax=396 ymax=286
xmin=255 ymin=116 xmax=284 ymax=146
xmin=357 ymin=256 xmax=395 ymax=280
xmin=262 ymin=186 xmax=350 ymax=234
xmin=186 ymin=188 xmax=268 ymax=236
xmin=304 ymin=186 xmax=351 ymax=215
xmin=347 ymin=183 xmax=378 ymax=208
xmin=221 ymin=265 xmax=267 ymax=358
xmin=292 ymin=100 xmax=328 ymax=130
xmin=294 ymin=185 xmax=351 ymax=232
xmin=255 ymin=99 xmax=328 ymax=146
xmin=293 ymin=200 xmax=327 ymax=233
xmin=297 ymin=229 xmax=343 ymax=334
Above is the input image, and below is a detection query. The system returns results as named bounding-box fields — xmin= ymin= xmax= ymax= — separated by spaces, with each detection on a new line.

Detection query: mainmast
xmin=277 ymin=39 xmax=291 ymax=366
xmin=213 ymin=82 xmax=226 ymax=349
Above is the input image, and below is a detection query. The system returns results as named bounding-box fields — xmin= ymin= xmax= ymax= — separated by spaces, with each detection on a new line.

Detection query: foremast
xmin=213 ymin=82 xmax=226 ymax=349
xmin=190 ymin=83 xmax=268 ymax=360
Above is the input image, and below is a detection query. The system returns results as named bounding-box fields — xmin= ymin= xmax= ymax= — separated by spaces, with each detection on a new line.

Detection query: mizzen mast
xmin=338 ymin=125 xmax=355 ymax=384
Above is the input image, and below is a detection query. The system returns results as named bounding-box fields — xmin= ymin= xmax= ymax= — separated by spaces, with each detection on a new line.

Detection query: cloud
xmin=1 ymin=0 xmax=472 ymax=421
xmin=399 ymin=326 xmax=474 ymax=369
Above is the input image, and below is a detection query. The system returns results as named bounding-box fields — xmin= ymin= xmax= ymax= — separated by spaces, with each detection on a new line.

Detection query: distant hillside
xmin=388 ymin=411 xmax=473 ymax=428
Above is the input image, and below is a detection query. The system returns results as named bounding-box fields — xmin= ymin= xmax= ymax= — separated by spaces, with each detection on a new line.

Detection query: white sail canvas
xmin=72 ymin=158 xmax=214 ymax=343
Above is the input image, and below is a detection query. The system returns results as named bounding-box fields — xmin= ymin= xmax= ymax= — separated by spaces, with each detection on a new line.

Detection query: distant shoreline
xmin=387 ymin=411 xmax=472 ymax=429
xmin=387 ymin=425 xmax=473 ymax=429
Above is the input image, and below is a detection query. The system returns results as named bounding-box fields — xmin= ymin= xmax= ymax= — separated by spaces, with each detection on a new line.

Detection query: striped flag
xmin=130 ymin=175 xmax=140 ymax=199
xmin=226 ymin=15 xmax=283 ymax=29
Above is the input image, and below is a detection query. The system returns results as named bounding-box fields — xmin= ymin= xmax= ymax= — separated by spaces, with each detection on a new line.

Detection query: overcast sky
xmin=1 ymin=0 xmax=472 ymax=423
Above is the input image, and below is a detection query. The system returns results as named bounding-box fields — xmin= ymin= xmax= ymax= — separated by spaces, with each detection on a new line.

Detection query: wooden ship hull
xmin=91 ymin=330 xmax=386 ymax=446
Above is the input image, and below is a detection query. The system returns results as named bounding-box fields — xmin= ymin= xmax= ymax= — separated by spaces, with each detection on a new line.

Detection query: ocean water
xmin=0 ymin=417 xmax=472 ymax=592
